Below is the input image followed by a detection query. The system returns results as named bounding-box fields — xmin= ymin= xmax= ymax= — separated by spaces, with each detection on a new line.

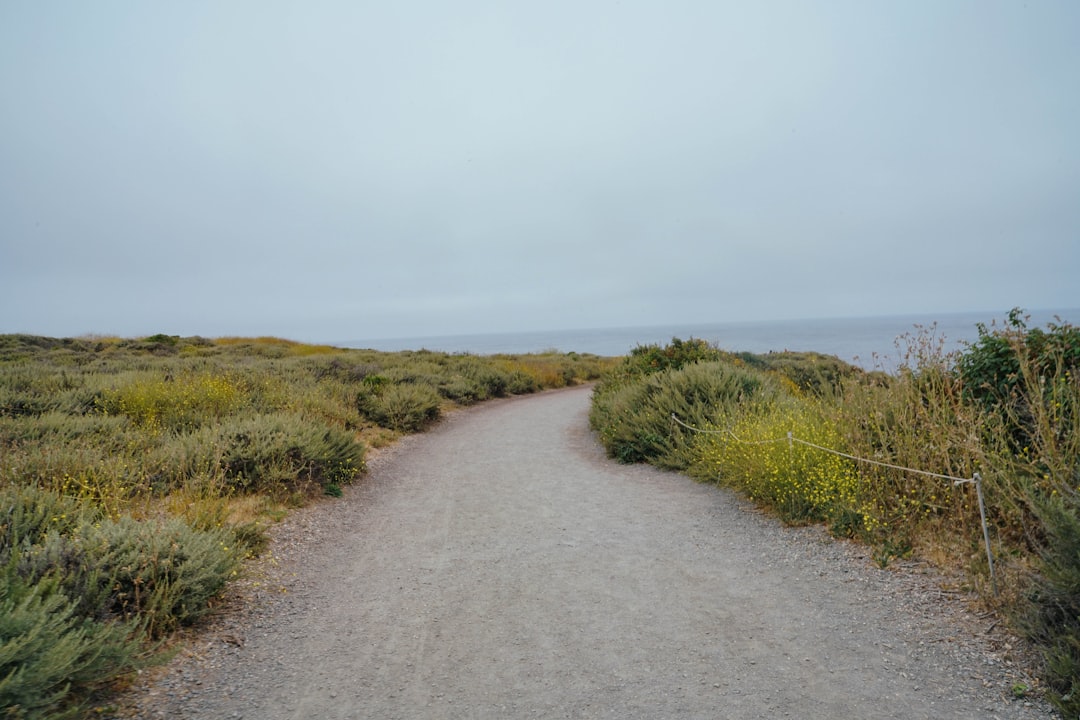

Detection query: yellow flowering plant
xmin=692 ymin=397 xmax=872 ymax=531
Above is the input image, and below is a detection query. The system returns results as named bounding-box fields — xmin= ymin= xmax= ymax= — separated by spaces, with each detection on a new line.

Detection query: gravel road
xmin=117 ymin=385 xmax=1058 ymax=719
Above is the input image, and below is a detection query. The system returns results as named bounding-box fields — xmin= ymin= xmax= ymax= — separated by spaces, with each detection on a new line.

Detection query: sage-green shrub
xmin=364 ymin=383 xmax=442 ymax=432
xmin=77 ymin=516 xmax=241 ymax=636
xmin=590 ymin=358 xmax=780 ymax=468
xmin=0 ymin=566 xmax=143 ymax=720
xmin=216 ymin=414 xmax=364 ymax=494
xmin=2 ymin=486 xmax=242 ymax=638
xmin=0 ymin=485 xmax=243 ymax=717
xmin=0 ymin=486 xmax=91 ymax=556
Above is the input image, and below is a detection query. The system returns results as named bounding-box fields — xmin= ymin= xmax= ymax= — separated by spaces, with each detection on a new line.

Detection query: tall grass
xmin=959 ymin=313 xmax=1080 ymax=713
xmin=826 ymin=331 xmax=988 ymax=563
xmin=590 ymin=316 xmax=1080 ymax=715
xmin=0 ymin=334 xmax=615 ymax=717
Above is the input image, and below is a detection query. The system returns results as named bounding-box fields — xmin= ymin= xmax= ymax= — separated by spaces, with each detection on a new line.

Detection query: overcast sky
xmin=1 ymin=2 xmax=1078 ymax=343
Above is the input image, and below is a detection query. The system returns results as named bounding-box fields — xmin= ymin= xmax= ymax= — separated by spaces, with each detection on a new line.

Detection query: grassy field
xmin=0 ymin=333 xmax=615 ymax=719
xmin=588 ymin=312 xmax=1080 ymax=715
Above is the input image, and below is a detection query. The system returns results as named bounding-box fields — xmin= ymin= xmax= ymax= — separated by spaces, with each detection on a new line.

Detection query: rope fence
xmin=671 ymin=413 xmax=997 ymax=592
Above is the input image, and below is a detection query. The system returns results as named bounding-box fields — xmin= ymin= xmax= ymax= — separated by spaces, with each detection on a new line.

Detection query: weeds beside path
xmin=116 ymin=386 xmax=1057 ymax=719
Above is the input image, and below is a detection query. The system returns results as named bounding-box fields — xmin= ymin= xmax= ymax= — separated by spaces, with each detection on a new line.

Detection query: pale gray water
xmin=343 ymin=308 xmax=1079 ymax=370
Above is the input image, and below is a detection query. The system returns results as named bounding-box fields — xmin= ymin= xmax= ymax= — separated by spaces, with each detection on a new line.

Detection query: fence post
xmin=973 ymin=472 xmax=997 ymax=595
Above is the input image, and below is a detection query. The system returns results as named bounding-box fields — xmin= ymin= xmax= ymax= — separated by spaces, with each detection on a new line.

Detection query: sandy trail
xmin=123 ymin=386 xmax=1053 ymax=719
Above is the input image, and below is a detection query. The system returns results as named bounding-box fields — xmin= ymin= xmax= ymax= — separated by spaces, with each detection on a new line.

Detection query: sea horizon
xmin=341 ymin=307 xmax=1080 ymax=371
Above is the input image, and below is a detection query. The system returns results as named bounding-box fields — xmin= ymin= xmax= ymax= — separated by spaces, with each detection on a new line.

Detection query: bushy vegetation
xmin=690 ymin=398 xmax=865 ymax=530
xmin=1 ymin=565 xmax=142 ymax=720
xmin=590 ymin=314 xmax=1080 ymax=715
xmin=591 ymin=360 xmax=780 ymax=467
xmin=357 ymin=382 xmax=443 ymax=432
xmin=0 ymin=334 xmax=614 ymax=718
xmin=1 ymin=485 xmax=239 ymax=718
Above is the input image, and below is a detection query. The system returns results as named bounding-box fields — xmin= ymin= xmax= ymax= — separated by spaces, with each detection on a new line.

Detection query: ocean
xmin=343 ymin=308 xmax=1079 ymax=371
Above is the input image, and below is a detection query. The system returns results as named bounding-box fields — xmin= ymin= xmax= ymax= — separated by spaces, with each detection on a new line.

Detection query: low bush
xmin=216 ymin=414 xmax=364 ymax=495
xmin=79 ymin=516 xmax=240 ymax=636
xmin=590 ymin=358 xmax=780 ymax=468
xmin=0 ymin=412 xmax=128 ymax=445
xmin=0 ymin=485 xmax=243 ymax=717
xmin=450 ymin=357 xmax=511 ymax=399
xmin=494 ymin=353 xmax=606 ymax=390
xmin=360 ymin=383 xmax=442 ymax=433
xmin=0 ymin=565 xmax=144 ymax=720
xmin=3 ymin=487 xmax=242 ymax=637
xmin=0 ymin=485 xmax=91 ymax=557
xmin=734 ymin=350 xmax=865 ymax=397
xmin=959 ymin=309 xmax=1080 ymax=424
xmin=828 ymin=355 xmax=985 ymax=553
xmin=984 ymin=317 xmax=1080 ymax=716
xmin=690 ymin=398 xmax=866 ymax=529
xmin=621 ymin=337 xmax=724 ymax=377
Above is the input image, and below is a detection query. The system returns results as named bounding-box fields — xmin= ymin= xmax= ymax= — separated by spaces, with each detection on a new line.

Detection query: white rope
xmin=788 ymin=436 xmax=968 ymax=484
xmin=669 ymin=412 xmax=996 ymax=591
xmin=671 ymin=413 xmax=972 ymax=484
xmin=669 ymin=414 xmax=727 ymax=435
xmin=670 ymin=413 xmax=786 ymax=445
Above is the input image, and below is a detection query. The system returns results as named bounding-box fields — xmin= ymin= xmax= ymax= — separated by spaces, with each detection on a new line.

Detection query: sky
xmin=1 ymin=1 xmax=1078 ymax=344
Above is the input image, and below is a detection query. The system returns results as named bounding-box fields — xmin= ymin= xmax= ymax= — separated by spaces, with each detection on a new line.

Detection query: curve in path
xmin=130 ymin=386 xmax=1053 ymax=720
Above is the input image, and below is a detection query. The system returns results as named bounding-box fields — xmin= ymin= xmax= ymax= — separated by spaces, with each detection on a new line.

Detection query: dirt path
xmin=119 ymin=386 xmax=1056 ymax=719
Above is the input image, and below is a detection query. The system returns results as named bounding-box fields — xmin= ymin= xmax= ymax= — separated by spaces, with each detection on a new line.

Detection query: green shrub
xmin=967 ymin=314 xmax=1080 ymax=715
xmin=435 ymin=376 xmax=487 ymax=404
xmin=76 ymin=516 xmax=241 ymax=636
xmin=1 ymin=443 xmax=156 ymax=520
xmin=0 ymin=486 xmax=241 ymax=717
xmin=281 ymin=377 xmax=363 ymax=430
xmin=372 ymin=357 xmax=519 ymax=405
xmin=0 ymin=565 xmax=144 ymax=720
xmin=590 ymin=357 xmax=779 ymax=468
xmin=504 ymin=370 xmax=539 ymax=395
xmin=1017 ymin=489 xmax=1080 ymax=717
xmin=451 ymin=358 xmax=508 ymax=398
xmin=617 ymin=337 xmax=725 ymax=380
xmin=0 ymin=388 xmax=56 ymax=419
xmin=362 ymin=383 xmax=442 ymax=432
xmin=312 ymin=358 xmax=378 ymax=384
xmin=379 ymin=361 xmax=444 ymax=388
xmin=492 ymin=354 xmax=594 ymax=391
xmin=0 ymin=412 xmax=128 ymax=446
xmin=2 ymin=486 xmax=243 ymax=639
xmin=140 ymin=426 xmax=226 ymax=495
xmin=216 ymin=414 xmax=364 ymax=494
xmin=958 ymin=308 xmax=1080 ymax=453
xmin=734 ymin=351 xmax=863 ymax=397
xmin=0 ymin=486 xmax=92 ymax=560
xmin=832 ymin=375 xmax=983 ymax=542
